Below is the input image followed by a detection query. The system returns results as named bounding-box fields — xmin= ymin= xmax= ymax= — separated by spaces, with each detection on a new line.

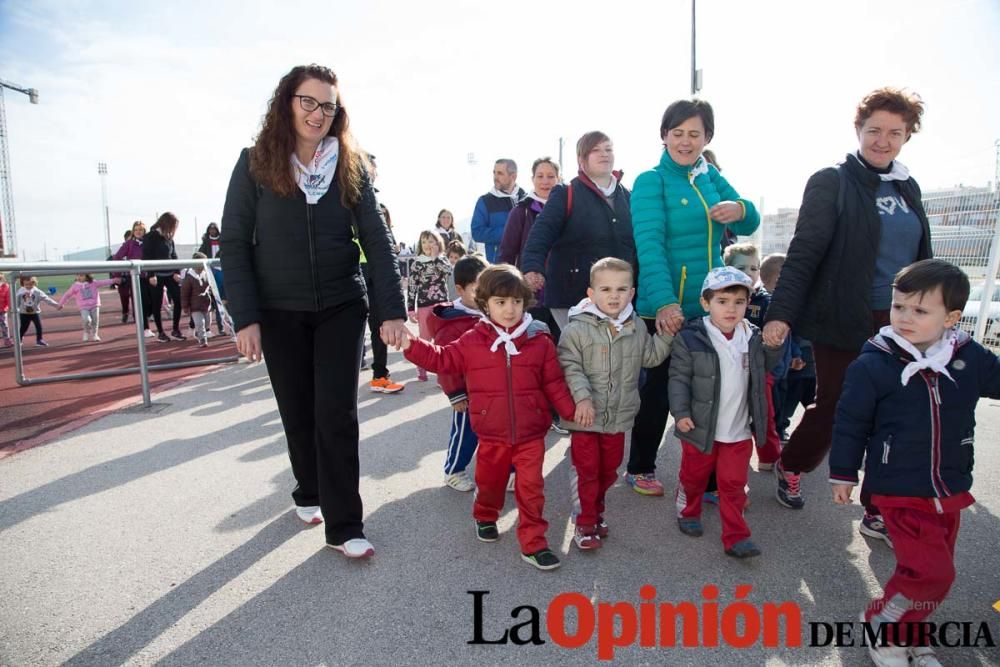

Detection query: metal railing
xmin=0 ymin=259 xmax=240 ymax=406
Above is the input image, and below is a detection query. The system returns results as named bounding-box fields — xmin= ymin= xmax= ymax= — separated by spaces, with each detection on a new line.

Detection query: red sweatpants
xmin=864 ymin=505 xmax=960 ymax=644
xmin=570 ymin=431 xmax=626 ymax=529
xmin=754 ymin=373 xmax=781 ymax=465
xmin=474 ymin=438 xmax=548 ymax=554
xmin=677 ymin=439 xmax=752 ymax=550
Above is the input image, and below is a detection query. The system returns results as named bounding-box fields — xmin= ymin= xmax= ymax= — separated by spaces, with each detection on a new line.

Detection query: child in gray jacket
xmin=558 ymin=258 xmax=673 ymax=551
xmin=668 ymin=267 xmax=781 ymax=559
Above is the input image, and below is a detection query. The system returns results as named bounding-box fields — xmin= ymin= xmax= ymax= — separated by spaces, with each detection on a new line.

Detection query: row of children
xmin=0 ymin=257 xmax=219 ymax=349
xmin=392 ymin=249 xmax=998 ymax=667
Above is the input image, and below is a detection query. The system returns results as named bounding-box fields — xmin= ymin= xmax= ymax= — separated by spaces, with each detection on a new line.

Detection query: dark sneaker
xmin=677 ymin=517 xmax=704 ymax=537
xmin=521 ymin=548 xmax=561 ymax=571
xmin=859 ymin=513 xmax=894 ymax=549
xmin=36 ymin=339 xmax=49 ymax=347
xmin=121 ymin=313 xmax=128 ymax=324
xmin=549 ymin=422 xmax=570 ymax=435
xmin=775 ymin=461 xmax=805 ymax=509
xmin=475 ymin=521 xmax=499 ymax=542
xmin=170 ymin=330 xmax=186 ymax=340
xmin=725 ymin=539 xmax=762 ymax=559
xmin=157 ymin=332 xmax=170 ymax=343
xmin=573 ymin=527 xmax=602 ymax=551
xmin=596 ymin=517 xmax=609 ymax=539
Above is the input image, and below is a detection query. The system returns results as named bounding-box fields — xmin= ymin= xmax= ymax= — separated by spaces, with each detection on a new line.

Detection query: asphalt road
xmin=1 ymin=348 xmax=999 ymax=666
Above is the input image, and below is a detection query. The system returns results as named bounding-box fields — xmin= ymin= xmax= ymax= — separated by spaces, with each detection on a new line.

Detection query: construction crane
xmin=0 ymin=78 xmax=39 ymax=258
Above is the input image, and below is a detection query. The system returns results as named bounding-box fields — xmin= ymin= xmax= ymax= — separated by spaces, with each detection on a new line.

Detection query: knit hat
xmin=702 ymin=266 xmax=754 ymax=297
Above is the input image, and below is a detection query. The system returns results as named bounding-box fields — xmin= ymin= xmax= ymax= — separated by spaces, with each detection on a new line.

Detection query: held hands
xmin=453 ymin=400 xmax=468 ymax=413
xmin=525 ymin=272 xmax=546 ymax=291
xmin=832 ymin=484 xmax=854 ymax=505
xmin=236 ymin=323 xmax=263 ymax=363
xmin=762 ymin=320 xmax=790 ymax=347
xmin=709 ymin=201 xmax=743 ymax=224
xmin=676 ymin=417 xmax=695 ymax=433
xmin=656 ymin=304 xmax=685 ymax=335
xmin=790 ymin=357 xmax=806 ymax=371
xmin=574 ymin=399 xmax=595 ymax=428
xmin=380 ymin=319 xmax=409 ymax=350
xmin=173 ymin=274 xmax=182 ymax=284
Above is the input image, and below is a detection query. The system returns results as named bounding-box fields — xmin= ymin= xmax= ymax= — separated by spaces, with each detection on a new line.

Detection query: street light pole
xmin=690 ymin=0 xmax=702 ymax=96
xmin=98 ymin=162 xmax=110 ymax=257
xmin=0 ymin=78 xmax=39 ymax=258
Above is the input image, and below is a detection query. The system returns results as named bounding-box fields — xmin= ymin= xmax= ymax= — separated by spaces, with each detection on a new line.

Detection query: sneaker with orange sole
xmin=369 ymin=377 xmax=404 ymax=394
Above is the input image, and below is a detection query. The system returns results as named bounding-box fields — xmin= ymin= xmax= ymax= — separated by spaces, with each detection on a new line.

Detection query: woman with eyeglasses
xmin=519 ymin=131 xmax=636 ymax=332
xmin=627 ymin=99 xmax=760 ymax=497
xmin=221 ymin=64 xmax=405 ymax=560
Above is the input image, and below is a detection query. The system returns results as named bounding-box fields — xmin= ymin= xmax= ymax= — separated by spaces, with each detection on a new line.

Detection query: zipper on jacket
xmin=689 ymin=181 xmax=714 ymax=271
xmin=881 ymin=435 xmax=892 ymax=465
xmin=923 ymin=374 xmax=950 ymax=498
xmin=677 ymin=266 xmax=688 ymax=307
xmin=506 ymin=351 xmax=517 ymax=442
xmin=306 ymin=203 xmax=321 ymax=310
xmin=604 ymin=327 xmax=615 ymax=428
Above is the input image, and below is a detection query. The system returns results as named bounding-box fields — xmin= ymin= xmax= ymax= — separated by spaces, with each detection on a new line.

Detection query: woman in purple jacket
xmin=111 ymin=220 xmax=146 ymax=326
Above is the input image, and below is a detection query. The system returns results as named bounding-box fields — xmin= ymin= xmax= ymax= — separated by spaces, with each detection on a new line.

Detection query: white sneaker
xmin=328 ymin=537 xmax=375 ymax=559
xmin=908 ymin=647 xmax=943 ymax=667
xmin=92 ymin=334 xmax=101 ymax=342
xmin=445 ymin=471 xmax=475 ymax=492
xmin=862 ymin=612 xmax=909 ymax=667
xmin=143 ymin=330 xmax=155 ymax=338
xmin=506 ymin=473 xmax=516 ymax=493
xmin=295 ymin=505 xmax=324 ymax=525
xmin=82 ymin=333 xmax=90 ymax=342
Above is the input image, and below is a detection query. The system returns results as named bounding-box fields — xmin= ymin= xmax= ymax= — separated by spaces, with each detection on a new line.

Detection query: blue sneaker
xmin=677 ymin=517 xmax=703 ymax=537
xmin=859 ymin=513 xmax=894 ymax=549
xmin=703 ymin=491 xmax=719 ymax=505
xmin=725 ymin=539 xmax=762 ymax=559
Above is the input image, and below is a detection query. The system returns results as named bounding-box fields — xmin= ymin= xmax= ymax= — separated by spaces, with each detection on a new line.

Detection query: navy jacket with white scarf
xmin=831 ymin=330 xmax=1000 ymax=497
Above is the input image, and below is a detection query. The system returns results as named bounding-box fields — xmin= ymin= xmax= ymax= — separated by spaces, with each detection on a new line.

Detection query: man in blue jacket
xmin=471 ymin=158 xmax=525 ymax=262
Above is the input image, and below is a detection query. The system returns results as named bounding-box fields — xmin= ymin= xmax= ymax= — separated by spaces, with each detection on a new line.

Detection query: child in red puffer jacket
xmin=401 ymin=264 xmax=575 ymax=571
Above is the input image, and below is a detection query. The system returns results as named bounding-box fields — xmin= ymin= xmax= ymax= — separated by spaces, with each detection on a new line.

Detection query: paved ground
xmin=0 ymin=301 xmax=237 ymax=454
xmin=1 ymin=346 xmax=999 ymax=666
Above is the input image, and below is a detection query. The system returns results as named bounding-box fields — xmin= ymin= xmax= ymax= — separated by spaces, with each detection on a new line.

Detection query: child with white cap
xmin=668 ymin=266 xmax=781 ymax=558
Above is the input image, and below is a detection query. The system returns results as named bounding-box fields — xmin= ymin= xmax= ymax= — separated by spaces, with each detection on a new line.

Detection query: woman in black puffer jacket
xmin=142 ymin=212 xmax=183 ymax=342
xmin=221 ymin=64 xmax=406 ymax=559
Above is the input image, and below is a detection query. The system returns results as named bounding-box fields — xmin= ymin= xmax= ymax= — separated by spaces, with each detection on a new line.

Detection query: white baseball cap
xmin=702 ymin=266 xmax=754 ymax=297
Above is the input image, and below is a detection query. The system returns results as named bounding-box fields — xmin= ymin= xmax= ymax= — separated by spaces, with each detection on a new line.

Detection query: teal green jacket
xmin=631 ymin=152 xmax=760 ymax=319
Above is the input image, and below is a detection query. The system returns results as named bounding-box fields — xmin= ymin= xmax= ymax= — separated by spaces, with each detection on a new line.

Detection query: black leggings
xmin=19 ymin=313 xmax=43 ymax=341
xmin=148 ymin=276 xmax=181 ymax=334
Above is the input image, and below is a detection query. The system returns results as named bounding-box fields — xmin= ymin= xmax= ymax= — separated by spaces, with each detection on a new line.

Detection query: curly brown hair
xmin=250 ymin=64 xmax=368 ymax=208
xmin=854 ymin=87 xmax=924 ymax=136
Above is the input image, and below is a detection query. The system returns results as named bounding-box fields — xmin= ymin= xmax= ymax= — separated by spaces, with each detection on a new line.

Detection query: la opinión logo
xmin=468 ymin=586 xmax=997 ymax=661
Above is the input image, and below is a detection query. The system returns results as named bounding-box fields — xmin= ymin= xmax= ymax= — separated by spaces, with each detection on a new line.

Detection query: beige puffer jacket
xmin=557 ymin=310 xmax=673 ymax=433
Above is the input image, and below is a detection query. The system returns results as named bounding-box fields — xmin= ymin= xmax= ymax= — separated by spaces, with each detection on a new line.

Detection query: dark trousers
xmin=19 ymin=313 xmax=43 ymax=341
xmin=148 ymin=276 xmax=182 ymax=334
xmin=776 ymin=375 xmax=817 ymax=436
xmin=259 ymin=300 xmax=368 ymax=544
xmin=781 ymin=310 xmax=889 ymax=514
xmin=361 ymin=264 xmax=388 ymax=379
xmin=628 ymin=317 xmax=670 ymax=475
xmin=117 ymin=281 xmax=132 ymax=317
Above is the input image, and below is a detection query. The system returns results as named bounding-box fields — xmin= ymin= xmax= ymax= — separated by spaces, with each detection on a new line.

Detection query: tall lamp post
xmin=0 ymin=78 xmax=39 ymax=258
xmin=98 ymin=162 xmax=111 ymax=257
xmin=690 ymin=0 xmax=702 ymax=95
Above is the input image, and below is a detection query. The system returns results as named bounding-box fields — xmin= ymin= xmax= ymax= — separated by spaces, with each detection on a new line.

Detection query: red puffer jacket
xmin=428 ymin=303 xmax=481 ymax=403
xmin=405 ymin=319 xmax=576 ymax=445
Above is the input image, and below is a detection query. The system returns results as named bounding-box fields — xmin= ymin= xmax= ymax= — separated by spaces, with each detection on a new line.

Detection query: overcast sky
xmin=1 ymin=0 xmax=998 ymax=260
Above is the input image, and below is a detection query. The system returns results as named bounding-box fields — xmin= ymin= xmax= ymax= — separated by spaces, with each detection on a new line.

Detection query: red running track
xmin=0 ymin=300 xmax=238 ymax=458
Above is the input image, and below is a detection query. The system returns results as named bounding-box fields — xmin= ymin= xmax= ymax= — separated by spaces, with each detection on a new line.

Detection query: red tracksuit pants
xmin=864 ymin=505 xmax=960 ymax=644
xmin=754 ymin=373 xmax=782 ymax=464
xmin=677 ymin=439 xmax=752 ymax=550
xmin=570 ymin=431 xmax=626 ymax=530
xmin=474 ymin=438 xmax=548 ymax=554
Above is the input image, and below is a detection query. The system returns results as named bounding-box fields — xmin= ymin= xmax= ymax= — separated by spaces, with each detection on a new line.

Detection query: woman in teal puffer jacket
xmin=625 ymin=99 xmax=760 ymax=496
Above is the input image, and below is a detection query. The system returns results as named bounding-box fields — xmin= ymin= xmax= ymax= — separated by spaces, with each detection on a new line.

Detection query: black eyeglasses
xmin=293 ymin=95 xmax=339 ymax=117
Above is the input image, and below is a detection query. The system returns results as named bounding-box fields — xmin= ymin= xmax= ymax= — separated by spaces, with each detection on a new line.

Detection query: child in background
xmin=407 ymin=229 xmax=453 ymax=381
xmin=400 ymin=264 xmax=576 ymax=570
xmin=16 ymin=276 xmax=62 ymax=346
xmin=58 ymin=273 xmax=120 ymax=342
xmin=427 ymin=255 xmax=490 ymax=492
xmin=0 ymin=273 xmax=12 ymax=347
xmin=831 ymin=259 xmax=1000 ymax=667
xmin=445 ymin=240 xmax=467 ymax=301
xmin=760 ymin=253 xmax=815 ymax=442
xmin=181 ymin=252 xmax=214 ymax=347
xmin=669 ymin=267 xmax=781 ymax=558
xmin=558 ymin=258 xmax=673 ymax=550
xmin=723 ymin=242 xmax=782 ymax=471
